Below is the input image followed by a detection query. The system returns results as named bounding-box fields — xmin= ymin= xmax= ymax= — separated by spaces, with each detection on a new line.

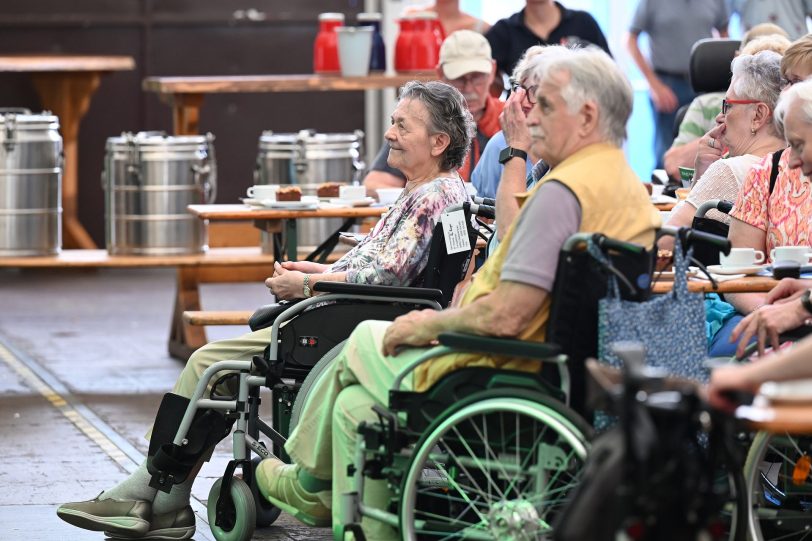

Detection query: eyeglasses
xmin=510 ymin=81 xmax=538 ymax=105
xmin=721 ymin=98 xmax=760 ymax=115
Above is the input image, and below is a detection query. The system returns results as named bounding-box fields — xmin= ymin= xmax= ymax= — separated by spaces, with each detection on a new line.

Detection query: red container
xmin=313 ymin=12 xmax=344 ymax=73
xmin=410 ymin=12 xmax=439 ymax=71
xmin=394 ymin=17 xmax=415 ymax=72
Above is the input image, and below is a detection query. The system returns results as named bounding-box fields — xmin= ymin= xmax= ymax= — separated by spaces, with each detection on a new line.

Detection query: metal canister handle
xmin=3 ymin=113 xmax=17 ymax=152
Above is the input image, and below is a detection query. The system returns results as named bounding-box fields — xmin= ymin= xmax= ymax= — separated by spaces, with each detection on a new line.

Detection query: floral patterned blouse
xmin=329 ymin=176 xmax=469 ymax=285
xmin=730 ymin=148 xmax=812 ymax=262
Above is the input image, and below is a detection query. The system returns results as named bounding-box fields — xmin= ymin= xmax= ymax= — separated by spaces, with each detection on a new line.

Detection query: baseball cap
xmin=438 ymin=30 xmax=493 ymax=80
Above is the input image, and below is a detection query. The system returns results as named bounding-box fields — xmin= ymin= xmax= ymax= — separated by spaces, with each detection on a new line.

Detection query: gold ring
xmin=708 ymin=138 xmax=715 ymax=149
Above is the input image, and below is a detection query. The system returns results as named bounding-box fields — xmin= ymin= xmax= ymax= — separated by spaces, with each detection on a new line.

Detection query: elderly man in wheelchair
xmin=248 ymin=46 xmax=661 ymax=540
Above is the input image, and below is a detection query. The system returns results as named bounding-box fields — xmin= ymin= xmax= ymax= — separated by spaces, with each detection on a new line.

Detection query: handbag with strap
xmin=597 ymin=238 xmax=709 ymax=383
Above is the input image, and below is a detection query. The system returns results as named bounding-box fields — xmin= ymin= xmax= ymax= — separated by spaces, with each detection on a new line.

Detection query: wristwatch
xmin=498 ymin=146 xmax=528 ymax=165
xmin=801 ymin=289 xmax=812 ymax=315
xmin=302 ymin=274 xmax=312 ymax=298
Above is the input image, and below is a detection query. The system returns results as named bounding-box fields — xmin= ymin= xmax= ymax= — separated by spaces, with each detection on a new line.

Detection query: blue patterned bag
xmin=597 ymin=238 xmax=709 ymax=383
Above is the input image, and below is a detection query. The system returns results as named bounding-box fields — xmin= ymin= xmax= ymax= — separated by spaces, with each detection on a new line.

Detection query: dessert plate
xmin=705 ymin=264 xmax=767 ymax=276
xmin=241 ymin=196 xmax=318 ymax=210
xmin=327 ymin=197 xmax=375 ymax=207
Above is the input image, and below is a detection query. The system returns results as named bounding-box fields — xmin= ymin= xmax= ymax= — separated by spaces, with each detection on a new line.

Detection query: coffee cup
xmin=246 ymin=185 xmax=279 ymax=200
xmin=678 ymin=166 xmax=694 ymax=188
xmin=719 ymin=247 xmax=765 ymax=268
xmin=339 ymin=185 xmax=366 ymax=200
xmin=770 ymin=245 xmax=812 ymax=265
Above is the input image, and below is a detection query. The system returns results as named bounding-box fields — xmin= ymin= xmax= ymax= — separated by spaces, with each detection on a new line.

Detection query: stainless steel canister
xmin=0 ymin=108 xmax=62 ymax=256
xmin=103 ymin=132 xmax=216 ymax=255
xmin=255 ymin=129 xmax=365 ymax=250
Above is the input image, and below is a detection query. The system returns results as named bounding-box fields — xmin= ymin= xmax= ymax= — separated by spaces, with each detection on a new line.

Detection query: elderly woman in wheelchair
xmin=56 ymin=79 xmax=475 ymax=540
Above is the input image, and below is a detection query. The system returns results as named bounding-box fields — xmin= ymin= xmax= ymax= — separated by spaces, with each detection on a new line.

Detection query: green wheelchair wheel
xmin=399 ymin=394 xmax=590 ymax=540
xmin=207 ymin=477 xmax=256 ymax=541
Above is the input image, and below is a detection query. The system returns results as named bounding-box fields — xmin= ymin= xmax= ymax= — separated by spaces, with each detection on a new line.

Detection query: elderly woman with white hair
xmin=663 ymin=50 xmax=786 ymax=232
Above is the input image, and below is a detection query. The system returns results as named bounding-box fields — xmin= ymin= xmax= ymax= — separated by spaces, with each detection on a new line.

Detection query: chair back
xmin=546 ymin=234 xmax=655 ymax=413
xmin=689 ymin=38 xmax=740 ymax=94
xmin=690 ymin=199 xmax=733 ymax=266
xmin=421 ymin=203 xmax=482 ymax=307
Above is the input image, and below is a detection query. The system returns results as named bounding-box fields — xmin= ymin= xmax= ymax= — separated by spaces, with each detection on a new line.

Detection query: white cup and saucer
xmin=707 ymin=247 xmax=766 ymax=275
xmin=770 ymin=245 xmax=812 ymax=266
xmin=243 ymin=184 xmax=279 ymax=205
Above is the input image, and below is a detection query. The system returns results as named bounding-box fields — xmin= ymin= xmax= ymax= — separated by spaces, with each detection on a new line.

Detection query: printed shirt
xmin=329 ymin=176 xmax=469 ymax=285
xmin=730 ymin=148 xmax=812 ymax=260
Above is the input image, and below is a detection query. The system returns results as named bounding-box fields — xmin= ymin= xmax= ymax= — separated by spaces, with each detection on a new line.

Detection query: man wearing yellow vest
xmin=256 ymin=45 xmax=662 ymax=539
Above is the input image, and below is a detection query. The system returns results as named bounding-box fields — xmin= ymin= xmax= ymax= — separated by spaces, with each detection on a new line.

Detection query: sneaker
xmin=104 ymin=505 xmax=196 ymax=540
xmin=255 ymin=458 xmax=331 ymax=527
xmin=56 ymin=493 xmax=151 ymax=537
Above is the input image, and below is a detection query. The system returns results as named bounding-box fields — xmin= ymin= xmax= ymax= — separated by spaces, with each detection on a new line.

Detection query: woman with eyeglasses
xmin=663 ymin=50 xmax=785 ymax=233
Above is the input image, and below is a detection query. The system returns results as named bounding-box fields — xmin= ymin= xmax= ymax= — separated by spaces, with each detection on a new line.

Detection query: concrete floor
xmin=0 ymin=267 xmax=332 ymax=541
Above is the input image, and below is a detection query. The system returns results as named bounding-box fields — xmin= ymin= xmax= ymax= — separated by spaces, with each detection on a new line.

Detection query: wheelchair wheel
xmin=207 ymin=477 xmax=256 ymax=541
xmin=399 ymin=395 xmax=590 ymax=540
xmin=744 ymin=431 xmax=812 ymax=540
xmin=250 ymin=456 xmax=282 ymax=527
xmin=288 ymin=340 xmax=347 ymax=433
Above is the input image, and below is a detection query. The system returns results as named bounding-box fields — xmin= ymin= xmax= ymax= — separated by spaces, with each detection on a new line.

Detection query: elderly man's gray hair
xmin=399 ymin=80 xmax=476 ymax=171
xmin=731 ymin=50 xmax=783 ymax=112
xmin=774 ymin=78 xmax=812 ymax=137
xmin=527 ymin=46 xmax=633 ymax=146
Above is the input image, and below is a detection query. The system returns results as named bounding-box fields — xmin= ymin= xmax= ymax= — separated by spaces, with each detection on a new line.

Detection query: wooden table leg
xmin=169 ymin=93 xmax=204 ymax=135
xmin=32 ymin=71 xmax=101 ymax=249
xmin=168 ymin=266 xmax=207 ymax=360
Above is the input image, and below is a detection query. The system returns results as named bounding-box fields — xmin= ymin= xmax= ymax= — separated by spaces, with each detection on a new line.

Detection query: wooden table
xmin=188 ymin=203 xmax=386 ymax=261
xmin=0 ymin=55 xmax=136 ymax=249
xmin=651 ymin=275 xmax=778 ymax=294
xmin=143 ymin=73 xmax=431 ymax=135
xmin=0 ymin=247 xmax=275 ymax=360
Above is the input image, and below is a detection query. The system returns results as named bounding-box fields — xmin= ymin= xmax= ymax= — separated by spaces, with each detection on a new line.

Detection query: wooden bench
xmin=0 ymin=247 xmax=275 ymax=360
xmin=183 ymin=310 xmax=252 ymax=326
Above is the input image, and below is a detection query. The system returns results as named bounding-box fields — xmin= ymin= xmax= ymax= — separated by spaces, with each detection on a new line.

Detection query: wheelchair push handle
xmin=472 ymin=196 xmax=496 ymax=206
xmin=593 ymin=234 xmax=646 ymax=256
xmin=680 ymin=228 xmax=731 ymax=256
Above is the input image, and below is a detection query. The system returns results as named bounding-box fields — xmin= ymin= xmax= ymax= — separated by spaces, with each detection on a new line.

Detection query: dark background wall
xmin=0 ymin=0 xmax=365 ymax=245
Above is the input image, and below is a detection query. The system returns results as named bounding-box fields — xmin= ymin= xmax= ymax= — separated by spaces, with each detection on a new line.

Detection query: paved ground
xmin=0 ymin=267 xmax=331 ymax=541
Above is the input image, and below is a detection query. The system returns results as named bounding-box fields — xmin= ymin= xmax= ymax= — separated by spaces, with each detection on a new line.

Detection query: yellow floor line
xmin=0 ymin=342 xmax=132 ymax=469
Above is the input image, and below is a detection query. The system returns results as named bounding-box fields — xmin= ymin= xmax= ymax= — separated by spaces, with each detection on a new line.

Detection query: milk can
xmin=0 ymin=108 xmax=63 ymax=256
xmin=103 ymin=131 xmax=216 ymax=255
xmin=255 ymin=129 xmax=365 ymax=250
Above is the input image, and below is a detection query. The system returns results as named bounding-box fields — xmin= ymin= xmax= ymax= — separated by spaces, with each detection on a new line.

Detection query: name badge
xmin=441 ymin=209 xmax=471 ymax=255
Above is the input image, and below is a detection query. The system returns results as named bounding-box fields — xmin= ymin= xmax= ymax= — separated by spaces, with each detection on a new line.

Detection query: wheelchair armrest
xmin=313 ymin=281 xmax=444 ymax=302
xmin=248 ymin=300 xmax=299 ymax=332
xmin=437 ymin=332 xmax=562 ymax=360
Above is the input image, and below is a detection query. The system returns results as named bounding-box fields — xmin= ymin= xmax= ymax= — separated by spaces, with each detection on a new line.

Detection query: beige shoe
xmin=104 ymin=505 xmax=196 ymax=540
xmin=255 ymin=458 xmax=331 ymax=527
xmin=56 ymin=493 xmax=151 ymax=537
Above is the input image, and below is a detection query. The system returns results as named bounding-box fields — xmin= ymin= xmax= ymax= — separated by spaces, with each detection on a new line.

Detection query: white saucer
xmin=327 ymin=197 xmax=375 ymax=207
xmin=651 ymin=195 xmax=678 ymax=204
xmin=706 ymin=264 xmax=767 ymax=276
xmin=241 ymin=196 xmax=318 ymax=210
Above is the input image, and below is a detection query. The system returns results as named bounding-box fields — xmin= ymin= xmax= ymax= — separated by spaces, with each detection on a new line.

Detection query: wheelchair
xmin=143 ymin=201 xmax=492 ymax=537
xmin=282 ymin=231 xmax=655 ymax=540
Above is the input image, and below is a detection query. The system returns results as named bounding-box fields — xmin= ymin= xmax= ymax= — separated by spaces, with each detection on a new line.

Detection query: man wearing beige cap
xmin=364 ymin=29 xmax=504 ymax=196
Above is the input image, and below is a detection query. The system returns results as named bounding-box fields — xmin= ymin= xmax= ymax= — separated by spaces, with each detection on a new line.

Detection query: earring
xmin=751 ymin=127 xmax=756 ymax=135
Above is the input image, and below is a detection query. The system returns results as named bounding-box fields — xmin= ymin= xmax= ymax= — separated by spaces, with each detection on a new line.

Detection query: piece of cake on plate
xmin=316 ymin=182 xmax=341 ymax=198
xmin=275 ymin=185 xmax=302 ymax=201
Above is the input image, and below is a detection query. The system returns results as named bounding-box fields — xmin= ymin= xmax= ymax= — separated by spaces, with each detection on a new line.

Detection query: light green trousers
xmin=285 ymin=320 xmax=426 ymax=541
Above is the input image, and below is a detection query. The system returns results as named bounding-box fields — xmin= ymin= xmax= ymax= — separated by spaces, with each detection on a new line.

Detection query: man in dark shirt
xmin=486 ymin=0 xmax=610 ymax=77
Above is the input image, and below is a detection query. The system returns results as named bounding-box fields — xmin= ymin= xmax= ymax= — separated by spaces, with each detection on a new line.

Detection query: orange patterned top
xmin=730 ymin=148 xmax=812 ymax=262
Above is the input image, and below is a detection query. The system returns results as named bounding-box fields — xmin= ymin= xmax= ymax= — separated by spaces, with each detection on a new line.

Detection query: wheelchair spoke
xmin=449 ymin=425 xmax=508 ymax=501
xmin=427 ymin=449 xmax=492 ymax=528
xmin=466 ymin=415 xmax=516 ymax=497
